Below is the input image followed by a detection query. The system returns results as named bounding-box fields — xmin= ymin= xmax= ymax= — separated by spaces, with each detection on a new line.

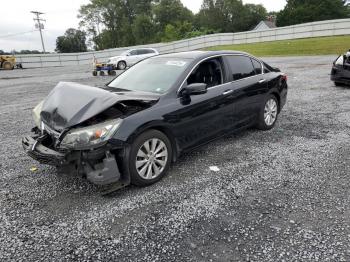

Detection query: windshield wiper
xmin=105 ymin=85 xmax=131 ymax=92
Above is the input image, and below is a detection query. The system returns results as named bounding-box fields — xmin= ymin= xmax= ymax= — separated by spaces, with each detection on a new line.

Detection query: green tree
xmin=196 ymin=0 xmax=267 ymax=33
xmin=79 ymin=0 xmax=153 ymax=49
xmin=55 ymin=28 xmax=87 ymax=53
xmin=153 ymin=0 xmax=194 ymax=30
xmin=277 ymin=0 xmax=349 ymax=27
xmin=132 ymin=15 xmax=156 ymax=44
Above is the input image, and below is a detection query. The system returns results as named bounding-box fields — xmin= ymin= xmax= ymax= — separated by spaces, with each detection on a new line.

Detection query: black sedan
xmin=331 ymin=54 xmax=350 ymax=86
xmin=22 ymin=51 xmax=288 ymax=190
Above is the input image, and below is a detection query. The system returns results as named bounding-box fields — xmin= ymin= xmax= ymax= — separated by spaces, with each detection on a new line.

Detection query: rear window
xmin=251 ymin=59 xmax=262 ymax=74
xmin=335 ymin=55 xmax=344 ymax=65
xmin=226 ymin=56 xmax=255 ymax=80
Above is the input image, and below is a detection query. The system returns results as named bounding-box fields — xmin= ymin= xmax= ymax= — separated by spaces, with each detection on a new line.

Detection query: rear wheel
xmin=257 ymin=94 xmax=279 ymax=130
xmin=92 ymin=71 xmax=97 ymax=76
xmin=129 ymin=130 xmax=172 ymax=186
xmin=117 ymin=61 xmax=127 ymax=70
xmin=3 ymin=61 xmax=14 ymax=70
xmin=108 ymin=70 xmax=116 ymax=76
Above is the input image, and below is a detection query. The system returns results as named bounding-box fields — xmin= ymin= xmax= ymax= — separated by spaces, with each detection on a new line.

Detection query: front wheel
xmin=117 ymin=61 xmax=127 ymax=70
xmin=257 ymin=94 xmax=279 ymax=130
xmin=129 ymin=130 xmax=172 ymax=186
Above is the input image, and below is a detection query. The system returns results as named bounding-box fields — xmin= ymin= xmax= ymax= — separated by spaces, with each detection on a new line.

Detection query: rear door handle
xmin=259 ymin=79 xmax=267 ymax=84
xmin=222 ymin=90 xmax=233 ymax=95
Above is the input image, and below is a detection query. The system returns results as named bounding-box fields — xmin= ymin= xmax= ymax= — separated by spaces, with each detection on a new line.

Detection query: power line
xmin=0 ymin=30 xmax=36 ymax=39
xmin=31 ymin=11 xmax=46 ymax=53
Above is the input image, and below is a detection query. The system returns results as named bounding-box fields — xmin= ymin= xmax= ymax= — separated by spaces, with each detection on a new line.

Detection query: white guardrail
xmin=16 ymin=18 xmax=350 ymax=68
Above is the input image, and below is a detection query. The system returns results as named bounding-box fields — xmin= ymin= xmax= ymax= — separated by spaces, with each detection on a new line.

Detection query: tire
xmin=107 ymin=70 xmax=116 ymax=76
xmin=334 ymin=82 xmax=342 ymax=87
xmin=99 ymin=71 xmax=105 ymax=76
xmin=117 ymin=61 xmax=127 ymax=70
xmin=129 ymin=130 xmax=172 ymax=186
xmin=92 ymin=71 xmax=97 ymax=76
xmin=3 ymin=61 xmax=14 ymax=70
xmin=257 ymin=94 xmax=279 ymax=130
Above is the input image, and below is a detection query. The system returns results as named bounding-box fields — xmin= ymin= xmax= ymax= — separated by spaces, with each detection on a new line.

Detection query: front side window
xmin=186 ymin=58 xmax=224 ymax=88
xmin=226 ymin=56 xmax=255 ymax=81
xmin=108 ymin=58 xmax=191 ymax=94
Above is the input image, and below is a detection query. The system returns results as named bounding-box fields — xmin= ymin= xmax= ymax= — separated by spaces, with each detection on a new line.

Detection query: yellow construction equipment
xmin=0 ymin=55 xmax=17 ymax=70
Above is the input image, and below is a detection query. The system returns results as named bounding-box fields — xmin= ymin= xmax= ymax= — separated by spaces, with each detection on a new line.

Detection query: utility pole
xmin=31 ymin=11 xmax=46 ymax=53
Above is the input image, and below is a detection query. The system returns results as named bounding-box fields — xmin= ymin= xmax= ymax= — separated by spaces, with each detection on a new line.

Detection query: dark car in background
xmin=22 ymin=51 xmax=288 ymax=191
xmin=331 ymin=54 xmax=350 ymax=86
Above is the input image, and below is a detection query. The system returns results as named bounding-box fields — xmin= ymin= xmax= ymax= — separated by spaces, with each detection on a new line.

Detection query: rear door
xmin=224 ymin=55 xmax=268 ymax=128
xmin=135 ymin=49 xmax=150 ymax=62
xmin=128 ymin=50 xmax=139 ymax=65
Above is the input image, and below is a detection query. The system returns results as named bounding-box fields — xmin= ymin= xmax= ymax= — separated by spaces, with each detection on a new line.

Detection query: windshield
xmin=108 ymin=57 xmax=191 ymax=94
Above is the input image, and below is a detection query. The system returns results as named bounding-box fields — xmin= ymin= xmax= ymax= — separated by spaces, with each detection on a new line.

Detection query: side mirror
xmin=182 ymin=83 xmax=207 ymax=96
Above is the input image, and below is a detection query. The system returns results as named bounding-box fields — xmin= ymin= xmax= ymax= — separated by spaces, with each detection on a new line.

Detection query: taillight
xmin=282 ymin=74 xmax=287 ymax=81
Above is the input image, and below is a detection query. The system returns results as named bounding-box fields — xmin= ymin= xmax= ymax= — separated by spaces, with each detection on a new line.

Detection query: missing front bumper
xmin=22 ymin=136 xmax=66 ymax=166
xmin=22 ymin=135 xmax=123 ymax=186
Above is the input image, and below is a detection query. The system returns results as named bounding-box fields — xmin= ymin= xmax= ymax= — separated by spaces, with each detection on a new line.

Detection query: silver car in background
xmin=108 ymin=48 xmax=159 ymax=70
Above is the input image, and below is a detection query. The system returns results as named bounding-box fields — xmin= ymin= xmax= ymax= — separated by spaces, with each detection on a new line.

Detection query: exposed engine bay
xmin=79 ymin=100 xmax=154 ymax=128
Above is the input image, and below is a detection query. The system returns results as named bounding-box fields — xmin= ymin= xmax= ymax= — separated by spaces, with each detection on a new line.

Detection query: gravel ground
xmin=0 ymin=56 xmax=349 ymax=261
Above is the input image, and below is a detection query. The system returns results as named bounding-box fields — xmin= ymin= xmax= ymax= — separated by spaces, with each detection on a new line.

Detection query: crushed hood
xmin=40 ymin=82 xmax=158 ymax=131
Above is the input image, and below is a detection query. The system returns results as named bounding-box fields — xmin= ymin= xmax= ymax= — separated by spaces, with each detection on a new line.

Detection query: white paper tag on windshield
xmin=166 ymin=61 xmax=187 ymax=67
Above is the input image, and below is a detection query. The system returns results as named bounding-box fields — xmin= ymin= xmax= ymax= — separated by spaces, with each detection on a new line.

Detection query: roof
xmin=154 ymin=50 xmax=249 ymax=61
xmin=253 ymin=20 xmax=277 ymax=31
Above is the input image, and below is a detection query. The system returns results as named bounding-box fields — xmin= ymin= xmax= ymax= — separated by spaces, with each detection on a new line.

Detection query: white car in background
xmin=108 ymin=48 xmax=159 ymax=70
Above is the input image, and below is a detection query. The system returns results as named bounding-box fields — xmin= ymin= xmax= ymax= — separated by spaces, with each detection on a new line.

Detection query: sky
xmin=0 ymin=0 xmax=287 ymax=52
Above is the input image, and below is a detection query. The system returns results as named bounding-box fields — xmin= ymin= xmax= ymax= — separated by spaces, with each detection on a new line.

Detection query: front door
xmin=166 ymin=57 xmax=236 ymax=150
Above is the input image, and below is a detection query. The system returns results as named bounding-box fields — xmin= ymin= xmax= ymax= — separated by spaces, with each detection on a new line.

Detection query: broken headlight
xmin=60 ymin=119 xmax=122 ymax=149
xmin=32 ymin=100 xmax=44 ymax=129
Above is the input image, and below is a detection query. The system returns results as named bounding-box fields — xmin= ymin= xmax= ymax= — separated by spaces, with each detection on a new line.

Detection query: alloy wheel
xmin=264 ymin=98 xmax=278 ymax=126
xmin=118 ymin=62 xmax=126 ymax=70
xmin=135 ymin=138 xmax=168 ymax=180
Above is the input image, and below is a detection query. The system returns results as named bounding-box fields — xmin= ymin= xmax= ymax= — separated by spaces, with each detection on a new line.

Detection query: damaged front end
xmin=22 ymin=82 xmax=157 ymax=188
xmin=331 ymin=55 xmax=350 ymax=85
xmin=22 ymin=121 xmax=125 ymax=187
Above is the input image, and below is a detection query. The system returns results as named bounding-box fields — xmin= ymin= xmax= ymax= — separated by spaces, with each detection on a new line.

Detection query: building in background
xmin=253 ymin=15 xmax=277 ymax=31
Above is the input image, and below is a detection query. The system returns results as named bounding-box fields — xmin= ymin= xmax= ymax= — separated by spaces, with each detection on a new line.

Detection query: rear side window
xmin=251 ymin=59 xmax=262 ymax=74
xmin=137 ymin=49 xmax=148 ymax=55
xmin=226 ymin=56 xmax=255 ymax=81
xmin=145 ymin=49 xmax=155 ymax=54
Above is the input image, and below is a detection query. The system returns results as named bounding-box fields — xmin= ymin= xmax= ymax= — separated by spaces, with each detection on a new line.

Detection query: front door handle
xmin=259 ymin=79 xmax=267 ymax=84
xmin=222 ymin=90 xmax=233 ymax=95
